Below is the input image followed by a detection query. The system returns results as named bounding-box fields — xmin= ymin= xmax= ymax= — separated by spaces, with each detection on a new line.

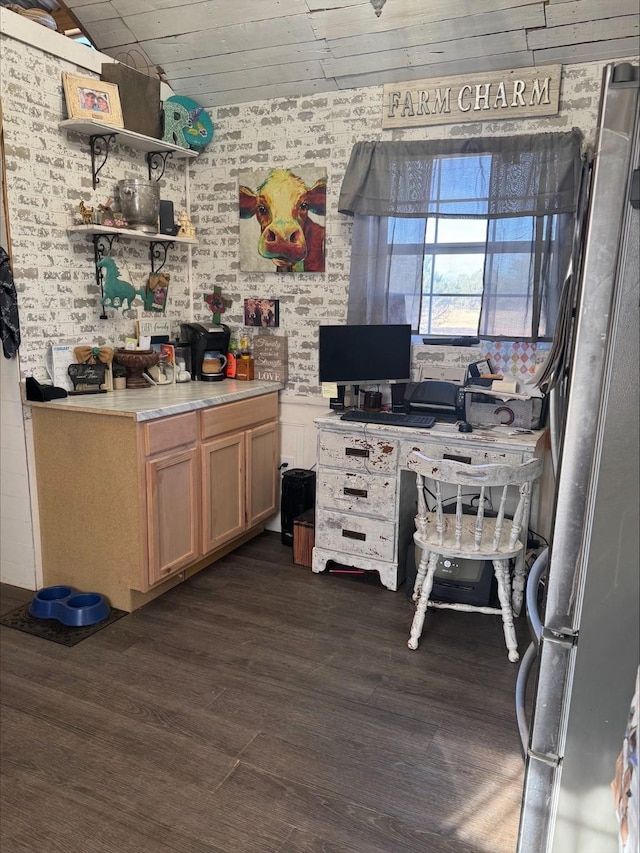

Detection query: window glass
xmin=387 ymin=206 xmax=553 ymax=336
xmin=389 ymin=215 xmax=488 ymax=335
xmin=437 ymin=218 xmax=487 ymax=243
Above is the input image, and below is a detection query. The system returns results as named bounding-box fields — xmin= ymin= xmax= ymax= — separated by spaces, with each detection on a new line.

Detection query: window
xmin=389 ymin=212 xmax=562 ymax=338
xmin=389 ymin=215 xmax=487 ymax=336
xmin=339 ymin=135 xmax=583 ymax=342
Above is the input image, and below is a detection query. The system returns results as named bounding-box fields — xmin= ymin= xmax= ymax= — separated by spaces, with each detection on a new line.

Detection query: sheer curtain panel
xmin=339 ymin=133 xmax=583 ymax=340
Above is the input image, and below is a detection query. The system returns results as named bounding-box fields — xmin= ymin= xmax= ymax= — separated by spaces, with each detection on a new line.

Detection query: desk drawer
xmin=399 ymin=440 xmax=524 ymax=468
xmin=317 ymin=469 xmax=396 ymax=516
xmin=315 ymin=509 xmax=396 ymax=561
xmin=318 ymin=431 xmax=399 ymax=474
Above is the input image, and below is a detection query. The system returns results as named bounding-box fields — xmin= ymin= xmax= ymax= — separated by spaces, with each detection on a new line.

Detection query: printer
xmin=403 ymin=380 xmax=466 ymax=422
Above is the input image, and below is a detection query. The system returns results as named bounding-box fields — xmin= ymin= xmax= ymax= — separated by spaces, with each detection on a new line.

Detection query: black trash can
xmin=281 ymin=469 xmax=316 ymax=546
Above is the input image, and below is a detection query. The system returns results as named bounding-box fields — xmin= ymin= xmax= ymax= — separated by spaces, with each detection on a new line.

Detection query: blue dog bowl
xmin=29 ymin=586 xmax=110 ymax=627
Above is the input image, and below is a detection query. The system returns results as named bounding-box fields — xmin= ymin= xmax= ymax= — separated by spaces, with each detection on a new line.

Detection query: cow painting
xmin=238 ymin=167 xmax=327 ymax=273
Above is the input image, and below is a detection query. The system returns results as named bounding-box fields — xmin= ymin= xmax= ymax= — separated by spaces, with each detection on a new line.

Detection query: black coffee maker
xmin=181 ymin=322 xmax=231 ymax=381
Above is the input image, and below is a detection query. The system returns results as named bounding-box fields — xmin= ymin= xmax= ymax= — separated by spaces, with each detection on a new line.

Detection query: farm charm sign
xmin=382 ymin=65 xmax=561 ymax=129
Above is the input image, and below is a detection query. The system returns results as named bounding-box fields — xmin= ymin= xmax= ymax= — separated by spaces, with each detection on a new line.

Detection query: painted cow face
xmin=239 ymin=169 xmax=326 ymax=271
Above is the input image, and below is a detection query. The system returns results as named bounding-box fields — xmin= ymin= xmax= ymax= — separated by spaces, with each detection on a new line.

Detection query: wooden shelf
xmin=61 ymin=118 xmax=198 ymax=313
xmin=68 ymin=224 xmax=198 ymax=246
xmin=59 ymin=119 xmax=199 ymax=159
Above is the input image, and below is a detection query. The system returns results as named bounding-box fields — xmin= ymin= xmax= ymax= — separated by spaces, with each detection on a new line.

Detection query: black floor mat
xmin=0 ymin=603 xmax=128 ymax=646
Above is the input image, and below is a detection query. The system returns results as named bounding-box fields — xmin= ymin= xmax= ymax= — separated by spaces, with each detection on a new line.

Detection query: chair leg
xmin=493 ymin=559 xmax=519 ymax=662
xmin=511 ymin=555 xmax=526 ymax=617
xmin=412 ymin=544 xmax=429 ymax=602
xmin=408 ymin=551 xmax=439 ymax=650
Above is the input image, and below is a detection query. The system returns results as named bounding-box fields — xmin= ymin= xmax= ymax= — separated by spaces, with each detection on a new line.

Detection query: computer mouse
xmin=458 ymin=421 xmax=473 ymax=433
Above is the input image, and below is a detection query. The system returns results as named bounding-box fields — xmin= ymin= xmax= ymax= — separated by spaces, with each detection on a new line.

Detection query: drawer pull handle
xmin=345 ymin=447 xmax=369 ymax=458
xmin=342 ymin=529 xmax=366 ymax=541
xmin=344 ymin=487 xmax=368 ymax=498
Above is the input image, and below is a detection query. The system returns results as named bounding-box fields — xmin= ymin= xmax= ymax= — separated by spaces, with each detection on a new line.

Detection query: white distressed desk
xmin=312 ymin=413 xmax=547 ymax=605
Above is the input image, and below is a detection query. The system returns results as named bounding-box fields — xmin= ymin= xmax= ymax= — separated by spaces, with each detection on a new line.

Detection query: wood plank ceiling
xmin=54 ymin=0 xmax=640 ymax=108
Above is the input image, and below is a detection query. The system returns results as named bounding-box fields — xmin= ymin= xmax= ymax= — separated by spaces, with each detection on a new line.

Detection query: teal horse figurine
xmin=98 ymin=257 xmax=145 ymax=311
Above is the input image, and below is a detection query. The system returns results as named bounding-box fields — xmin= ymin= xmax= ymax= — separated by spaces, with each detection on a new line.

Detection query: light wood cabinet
xmin=201 ymin=398 xmax=278 ymax=553
xmin=146 ymin=447 xmax=199 ymax=585
xmin=31 ymin=391 xmax=279 ymax=611
xmin=142 ymin=411 xmax=200 ymax=589
xmin=201 ymin=432 xmax=245 ymax=552
xmin=246 ymin=421 xmax=278 ymax=527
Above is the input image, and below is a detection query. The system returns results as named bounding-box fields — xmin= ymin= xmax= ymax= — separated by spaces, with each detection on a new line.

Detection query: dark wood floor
xmin=0 ymin=532 xmax=530 ymax=853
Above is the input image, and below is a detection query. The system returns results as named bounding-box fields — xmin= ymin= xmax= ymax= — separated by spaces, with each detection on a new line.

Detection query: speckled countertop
xmin=25 ymin=379 xmax=283 ymax=422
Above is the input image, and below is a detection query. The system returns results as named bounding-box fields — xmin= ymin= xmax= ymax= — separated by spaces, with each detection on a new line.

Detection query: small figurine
xmin=78 ymin=200 xmax=94 ymax=224
xmin=98 ymin=197 xmax=127 ymax=228
xmin=176 ymin=210 xmax=196 ymax=239
xmin=97 ymin=197 xmax=114 ymax=216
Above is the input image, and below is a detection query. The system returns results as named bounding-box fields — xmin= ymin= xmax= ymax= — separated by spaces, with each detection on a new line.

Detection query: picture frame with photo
xmin=244 ymin=298 xmax=279 ymax=328
xmin=62 ymin=73 xmax=124 ymax=127
xmin=144 ymin=272 xmax=170 ymax=313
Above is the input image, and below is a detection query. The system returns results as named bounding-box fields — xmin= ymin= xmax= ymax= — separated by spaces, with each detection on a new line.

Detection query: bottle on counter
xmin=225 ymin=338 xmax=238 ymax=378
xmin=236 ymin=334 xmax=255 ymax=381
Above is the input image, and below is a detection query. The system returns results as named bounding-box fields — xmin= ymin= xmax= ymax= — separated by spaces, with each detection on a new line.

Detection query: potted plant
xmin=112 ymin=363 xmax=127 ymax=390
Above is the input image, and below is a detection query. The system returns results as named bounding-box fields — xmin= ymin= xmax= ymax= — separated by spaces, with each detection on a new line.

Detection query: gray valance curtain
xmin=339 ymin=132 xmax=584 ymax=340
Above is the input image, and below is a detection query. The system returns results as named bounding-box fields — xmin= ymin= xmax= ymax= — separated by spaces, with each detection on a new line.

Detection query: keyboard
xmin=340 ymin=410 xmax=436 ymax=429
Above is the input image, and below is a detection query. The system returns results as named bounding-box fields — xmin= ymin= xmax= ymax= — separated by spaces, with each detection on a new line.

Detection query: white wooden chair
xmin=405 ymin=451 xmax=543 ymax=662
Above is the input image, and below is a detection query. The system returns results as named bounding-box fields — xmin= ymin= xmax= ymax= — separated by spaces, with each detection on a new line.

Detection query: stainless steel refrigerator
xmin=516 ymin=61 xmax=640 ymax=852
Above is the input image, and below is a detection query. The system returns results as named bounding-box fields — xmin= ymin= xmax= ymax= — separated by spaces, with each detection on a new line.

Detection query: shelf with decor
xmin=68 ymin=225 xmax=197 ymax=318
xmin=61 ymin=114 xmax=199 ymax=317
xmin=59 ymin=118 xmax=198 ymax=187
xmin=67 ymin=223 xmax=197 ymax=246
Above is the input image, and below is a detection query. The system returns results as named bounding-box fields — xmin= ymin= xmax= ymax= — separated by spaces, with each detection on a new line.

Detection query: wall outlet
xmin=280 ymin=456 xmax=295 ymax=472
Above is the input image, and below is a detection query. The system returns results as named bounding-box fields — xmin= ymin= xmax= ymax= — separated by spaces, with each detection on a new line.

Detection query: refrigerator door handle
xmin=516 ymin=549 xmax=550 ymax=756
xmin=526 ymin=548 xmax=548 ymax=646
xmin=516 ymin=641 xmax=538 ymax=757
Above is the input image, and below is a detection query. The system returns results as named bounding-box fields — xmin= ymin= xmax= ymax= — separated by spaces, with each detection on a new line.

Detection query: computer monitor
xmin=318 ymin=324 xmax=412 ymax=386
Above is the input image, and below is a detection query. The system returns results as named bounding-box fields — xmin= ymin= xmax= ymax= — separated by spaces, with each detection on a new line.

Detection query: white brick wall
xmin=188 ymin=60 xmax=613 ymax=393
xmin=0 ymin=16 xmax=631 ymax=586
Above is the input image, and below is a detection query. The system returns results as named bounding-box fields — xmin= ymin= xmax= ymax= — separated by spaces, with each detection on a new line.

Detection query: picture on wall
xmin=244 ymin=298 xmax=279 ymax=328
xmin=62 ymin=73 xmax=124 ymax=127
xmin=238 ymin=165 xmax=327 ymax=273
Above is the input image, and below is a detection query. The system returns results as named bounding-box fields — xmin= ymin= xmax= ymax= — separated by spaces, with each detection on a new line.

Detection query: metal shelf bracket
xmin=92 ymin=233 xmax=119 ymax=318
xmin=149 ymin=240 xmax=174 ymax=275
xmin=89 ymin=134 xmax=117 ymax=189
xmin=146 ymin=150 xmax=174 ymax=181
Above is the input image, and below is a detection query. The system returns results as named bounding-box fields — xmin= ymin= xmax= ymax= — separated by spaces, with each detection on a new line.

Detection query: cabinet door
xmin=246 ymin=421 xmax=278 ymax=527
xmin=146 ymin=448 xmax=199 ymax=586
xmin=201 ymin=432 xmax=245 ymax=553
